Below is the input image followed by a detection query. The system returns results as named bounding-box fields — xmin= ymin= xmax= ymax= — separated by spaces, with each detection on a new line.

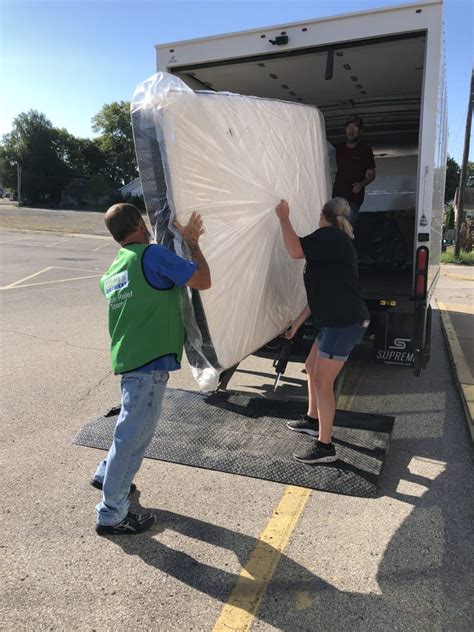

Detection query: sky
xmin=0 ymin=0 xmax=472 ymax=162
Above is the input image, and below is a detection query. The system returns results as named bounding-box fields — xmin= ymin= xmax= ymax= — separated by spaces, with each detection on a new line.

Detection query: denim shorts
xmin=315 ymin=321 xmax=369 ymax=361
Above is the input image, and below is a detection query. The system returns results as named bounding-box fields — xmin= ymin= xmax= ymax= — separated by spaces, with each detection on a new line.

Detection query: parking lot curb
xmin=437 ymin=300 xmax=474 ymax=442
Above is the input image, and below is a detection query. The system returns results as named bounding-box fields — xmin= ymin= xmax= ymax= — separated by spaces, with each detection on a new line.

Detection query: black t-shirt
xmin=332 ymin=141 xmax=375 ymax=206
xmin=300 ymin=226 xmax=369 ymax=329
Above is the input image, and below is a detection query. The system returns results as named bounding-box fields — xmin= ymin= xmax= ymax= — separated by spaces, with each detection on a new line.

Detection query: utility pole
xmin=17 ymin=162 xmax=22 ymax=207
xmin=455 ymin=69 xmax=474 ymax=257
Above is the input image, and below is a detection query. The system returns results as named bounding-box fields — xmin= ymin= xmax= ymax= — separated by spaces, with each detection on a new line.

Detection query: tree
xmin=1 ymin=112 xmax=70 ymax=204
xmin=466 ymin=161 xmax=474 ymax=188
xmin=92 ymin=101 xmax=137 ymax=187
xmin=445 ymin=204 xmax=455 ymax=228
xmin=86 ymin=174 xmax=112 ymax=204
xmin=0 ymin=110 xmax=72 ymax=204
xmin=54 ymin=129 xmax=107 ymax=178
xmin=0 ymin=104 xmax=141 ymax=207
xmin=445 ymin=155 xmax=460 ymax=203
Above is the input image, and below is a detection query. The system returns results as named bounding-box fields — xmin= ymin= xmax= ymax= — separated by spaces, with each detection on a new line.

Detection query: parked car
xmin=443 ymin=227 xmax=455 ymax=245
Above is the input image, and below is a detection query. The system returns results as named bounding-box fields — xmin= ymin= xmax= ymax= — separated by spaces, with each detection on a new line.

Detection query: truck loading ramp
xmin=74 ymin=389 xmax=394 ymax=498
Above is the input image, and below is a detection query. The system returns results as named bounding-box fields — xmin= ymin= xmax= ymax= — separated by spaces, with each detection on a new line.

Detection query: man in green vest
xmin=92 ymin=203 xmax=211 ymax=536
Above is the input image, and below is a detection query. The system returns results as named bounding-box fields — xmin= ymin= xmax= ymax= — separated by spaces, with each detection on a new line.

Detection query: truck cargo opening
xmin=158 ymin=2 xmax=446 ymax=374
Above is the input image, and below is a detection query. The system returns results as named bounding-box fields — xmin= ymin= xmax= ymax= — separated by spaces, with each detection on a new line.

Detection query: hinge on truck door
xmin=269 ymin=35 xmax=289 ymax=46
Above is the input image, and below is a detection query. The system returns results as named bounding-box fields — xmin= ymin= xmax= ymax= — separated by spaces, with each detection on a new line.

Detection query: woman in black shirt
xmin=275 ymin=197 xmax=369 ymax=464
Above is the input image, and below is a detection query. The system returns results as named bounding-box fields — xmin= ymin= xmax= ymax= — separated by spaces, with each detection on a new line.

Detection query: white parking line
xmin=91 ymin=242 xmax=111 ymax=252
xmin=53 ymin=266 xmax=102 ymax=273
xmin=0 ymin=236 xmax=28 ymax=245
xmin=0 ymin=273 xmax=102 ymax=291
xmin=2 ymin=267 xmax=54 ymax=289
xmin=0 ymin=266 xmax=102 ymax=290
xmin=45 ymin=239 xmax=70 ymax=247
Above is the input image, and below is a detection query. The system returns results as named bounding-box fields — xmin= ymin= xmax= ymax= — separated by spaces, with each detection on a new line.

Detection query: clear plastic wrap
xmin=131 ymin=72 xmax=331 ymax=391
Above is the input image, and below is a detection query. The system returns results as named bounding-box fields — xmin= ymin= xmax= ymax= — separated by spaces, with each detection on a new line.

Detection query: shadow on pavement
xmin=105 ymin=312 xmax=472 ymax=630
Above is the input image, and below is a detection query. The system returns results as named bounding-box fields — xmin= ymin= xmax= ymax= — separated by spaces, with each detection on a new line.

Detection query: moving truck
xmin=154 ymin=0 xmax=447 ymax=376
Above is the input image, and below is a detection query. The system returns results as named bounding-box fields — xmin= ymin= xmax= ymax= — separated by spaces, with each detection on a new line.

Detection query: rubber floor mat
xmin=74 ymin=389 xmax=394 ymax=498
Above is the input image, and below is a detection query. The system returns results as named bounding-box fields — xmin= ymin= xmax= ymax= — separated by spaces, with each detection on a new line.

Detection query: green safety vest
xmin=100 ymin=243 xmax=184 ymax=374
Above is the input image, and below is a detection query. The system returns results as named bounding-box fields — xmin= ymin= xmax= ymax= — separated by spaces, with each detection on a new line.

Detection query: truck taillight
xmin=415 ymin=273 xmax=427 ymax=297
xmin=414 ymin=246 xmax=429 ymax=298
xmin=416 ymin=247 xmax=429 ymax=273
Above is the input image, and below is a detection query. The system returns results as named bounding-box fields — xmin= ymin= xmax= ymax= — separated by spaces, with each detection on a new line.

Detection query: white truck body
xmin=154 ymin=0 xmax=447 ymax=373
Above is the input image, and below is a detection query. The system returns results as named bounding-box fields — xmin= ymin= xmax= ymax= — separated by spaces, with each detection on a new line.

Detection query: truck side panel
xmin=428 ymin=44 xmax=448 ymax=297
xmin=415 ymin=3 xmax=445 ymax=296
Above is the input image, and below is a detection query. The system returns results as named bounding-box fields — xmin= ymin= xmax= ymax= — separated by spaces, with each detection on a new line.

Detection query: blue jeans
xmin=348 ymin=202 xmax=361 ymax=226
xmin=94 ymin=370 xmax=169 ymax=525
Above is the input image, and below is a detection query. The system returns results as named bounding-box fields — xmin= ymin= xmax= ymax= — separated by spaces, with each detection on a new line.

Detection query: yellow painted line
xmin=437 ymin=300 xmax=474 ymax=441
xmin=213 ymin=361 xmax=365 ymax=631
xmin=437 ymin=302 xmax=472 ymax=384
xmin=435 ymin=301 xmax=473 ymax=316
xmin=0 ymin=273 xmax=102 ymax=290
xmin=212 ymin=486 xmax=311 ymax=632
xmin=1 ymin=266 xmax=53 ymax=289
xmin=294 ymin=590 xmax=313 ymax=611
xmin=444 ymin=272 xmax=474 ymax=282
xmin=337 ymin=360 xmax=366 ymax=412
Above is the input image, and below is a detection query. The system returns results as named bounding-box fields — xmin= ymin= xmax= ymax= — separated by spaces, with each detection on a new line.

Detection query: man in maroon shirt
xmin=332 ymin=114 xmax=376 ymax=225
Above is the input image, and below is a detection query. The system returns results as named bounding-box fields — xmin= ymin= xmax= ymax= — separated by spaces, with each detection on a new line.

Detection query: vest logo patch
xmin=104 ymin=271 xmax=129 ymax=296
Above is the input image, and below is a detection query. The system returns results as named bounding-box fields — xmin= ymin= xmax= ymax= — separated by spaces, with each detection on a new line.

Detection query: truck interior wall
xmin=355 ymin=155 xmax=417 ymax=297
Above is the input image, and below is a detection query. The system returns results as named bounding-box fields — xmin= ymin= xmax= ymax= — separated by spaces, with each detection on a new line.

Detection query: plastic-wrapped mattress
xmin=131 ymin=73 xmax=331 ymax=390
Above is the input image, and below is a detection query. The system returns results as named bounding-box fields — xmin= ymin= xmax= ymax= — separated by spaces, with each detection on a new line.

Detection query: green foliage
xmin=0 ymin=102 xmax=141 ymax=207
xmin=127 ymin=194 xmax=146 ymax=211
xmin=0 ymin=110 xmax=71 ymax=204
xmin=445 ymin=204 xmax=455 ymax=228
xmin=54 ymin=129 xmax=106 ymax=177
xmin=86 ymin=174 xmax=111 ymax=200
xmin=105 ymin=190 xmax=126 ymax=206
xmin=459 ymin=220 xmax=473 ymax=253
xmin=441 ymin=247 xmax=474 ymax=265
xmin=91 ymin=101 xmax=137 ymax=187
xmin=466 ymin=161 xmax=474 ymax=188
xmin=445 ymin=155 xmax=460 ymax=203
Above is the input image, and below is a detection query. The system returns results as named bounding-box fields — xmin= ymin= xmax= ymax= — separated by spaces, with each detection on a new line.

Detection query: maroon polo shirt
xmin=332 ymin=141 xmax=375 ymax=206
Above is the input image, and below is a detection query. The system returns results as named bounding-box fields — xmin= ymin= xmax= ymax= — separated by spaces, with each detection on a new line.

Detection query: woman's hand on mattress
xmin=283 ymin=321 xmax=299 ymax=340
xmin=275 ymin=199 xmax=290 ymax=221
xmin=284 ymin=305 xmax=311 ymax=339
xmin=174 ymin=212 xmax=204 ymax=248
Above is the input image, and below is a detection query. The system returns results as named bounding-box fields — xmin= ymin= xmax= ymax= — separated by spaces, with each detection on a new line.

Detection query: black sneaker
xmin=294 ymin=441 xmax=337 ymax=464
xmin=96 ymin=512 xmax=155 ymax=536
xmin=90 ymin=479 xmax=137 ymax=495
xmin=286 ymin=415 xmax=319 ymax=437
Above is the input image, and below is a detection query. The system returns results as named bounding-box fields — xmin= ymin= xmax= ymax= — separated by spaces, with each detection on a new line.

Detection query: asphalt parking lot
xmin=1 ymin=227 xmax=473 ymax=631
